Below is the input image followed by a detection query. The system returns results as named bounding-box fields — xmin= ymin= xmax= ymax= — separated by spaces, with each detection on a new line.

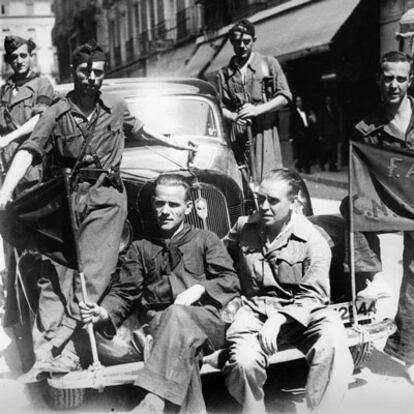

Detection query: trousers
xmin=134 ymin=304 xmax=226 ymax=413
xmin=223 ymin=302 xmax=353 ymax=414
xmin=31 ymin=182 xmax=127 ymax=358
xmin=385 ymin=231 xmax=414 ymax=364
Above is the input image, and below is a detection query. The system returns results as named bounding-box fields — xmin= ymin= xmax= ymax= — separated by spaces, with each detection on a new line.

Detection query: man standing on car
xmin=222 ymin=168 xmax=353 ymax=414
xmin=0 ymin=40 xmax=193 ymax=377
xmin=353 ymin=51 xmax=414 ymax=383
xmin=79 ymin=173 xmax=240 ymax=414
xmin=217 ymin=20 xmax=292 ymax=182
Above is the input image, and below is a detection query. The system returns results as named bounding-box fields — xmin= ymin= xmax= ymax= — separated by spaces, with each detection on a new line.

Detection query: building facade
xmin=0 ymin=0 xmax=57 ymax=84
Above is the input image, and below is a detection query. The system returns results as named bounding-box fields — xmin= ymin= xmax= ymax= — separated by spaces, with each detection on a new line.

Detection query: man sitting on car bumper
xmin=80 ymin=173 xmax=240 ymax=413
xmin=222 ymin=169 xmax=353 ymax=414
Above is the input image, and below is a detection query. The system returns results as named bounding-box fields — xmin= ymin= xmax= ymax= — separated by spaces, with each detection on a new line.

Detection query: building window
xmin=26 ymin=0 xmax=34 ymax=15
xmin=27 ymin=28 xmax=36 ymax=43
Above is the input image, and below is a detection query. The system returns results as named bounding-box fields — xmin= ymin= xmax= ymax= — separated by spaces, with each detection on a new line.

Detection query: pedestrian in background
xmin=318 ymin=95 xmax=340 ymax=172
xmin=290 ymin=95 xmax=317 ymax=174
xmin=217 ymin=19 xmax=292 ymax=183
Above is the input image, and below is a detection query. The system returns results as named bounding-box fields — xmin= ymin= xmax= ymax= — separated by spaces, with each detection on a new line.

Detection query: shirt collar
xmin=248 ymin=211 xmax=312 ymax=244
xmin=227 ymin=52 xmax=257 ymax=77
xmin=57 ymin=90 xmax=112 ymax=118
xmin=356 ymin=96 xmax=414 ymax=140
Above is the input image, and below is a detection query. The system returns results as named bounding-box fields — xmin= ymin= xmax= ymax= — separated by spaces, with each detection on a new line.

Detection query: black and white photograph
xmin=0 ymin=1 xmax=414 ymax=413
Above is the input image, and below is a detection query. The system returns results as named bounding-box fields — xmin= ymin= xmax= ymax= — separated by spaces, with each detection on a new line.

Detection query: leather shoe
xmin=18 ymin=360 xmax=56 ymax=383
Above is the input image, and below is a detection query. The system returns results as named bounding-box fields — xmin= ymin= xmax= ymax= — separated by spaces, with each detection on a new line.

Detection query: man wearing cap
xmin=0 ymin=40 xmax=193 ymax=376
xmin=217 ymin=19 xmax=292 ymax=183
xmin=0 ymin=35 xmax=55 ymax=375
xmin=0 ymin=35 xmax=54 ymax=185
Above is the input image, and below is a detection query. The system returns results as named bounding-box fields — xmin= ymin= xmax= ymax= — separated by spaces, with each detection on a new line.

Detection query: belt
xmin=75 ymin=168 xmax=123 ymax=192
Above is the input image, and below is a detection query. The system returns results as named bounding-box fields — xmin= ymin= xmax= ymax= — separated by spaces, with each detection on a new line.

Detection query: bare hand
xmin=0 ymin=190 xmax=12 ymax=209
xmin=174 ymin=284 xmax=206 ymax=306
xmin=237 ymin=103 xmax=262 ymax=120
xmin=258 ymin=313 xmax=287 ymax=355
xmin=79 ymin=301 xmax=109 ymax=324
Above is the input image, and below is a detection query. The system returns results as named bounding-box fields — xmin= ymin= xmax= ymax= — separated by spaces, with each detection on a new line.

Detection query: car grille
xmin=186 ymin=183 xmax=231 ymax=239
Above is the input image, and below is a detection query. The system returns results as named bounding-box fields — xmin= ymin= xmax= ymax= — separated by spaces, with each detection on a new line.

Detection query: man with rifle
xmin=217 ymin=19 xmax=292 ymax=190
xmin=0 ymin=40 xmax=193 ymax=378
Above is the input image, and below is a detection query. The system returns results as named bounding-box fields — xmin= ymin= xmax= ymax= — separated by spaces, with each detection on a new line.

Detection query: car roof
xmin=54 ymin=77 xmax=220 ymax=101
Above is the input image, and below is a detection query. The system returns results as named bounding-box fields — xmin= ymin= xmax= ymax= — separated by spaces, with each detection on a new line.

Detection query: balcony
xmin=176 ymin=5 xmax=203 ymax=41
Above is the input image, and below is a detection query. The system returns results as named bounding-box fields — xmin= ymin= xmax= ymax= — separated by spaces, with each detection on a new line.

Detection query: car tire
xmin=46 ymin=385 xmax=85 ymax=410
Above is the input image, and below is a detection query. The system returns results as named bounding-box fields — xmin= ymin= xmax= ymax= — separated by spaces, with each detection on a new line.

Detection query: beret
xmin=71 ymin=39 xmax=106 ymax=68
xmin=229 ymin=19 xmax=255 ymax=38
xmin=4 ymin=35 xmax=36 ymax=56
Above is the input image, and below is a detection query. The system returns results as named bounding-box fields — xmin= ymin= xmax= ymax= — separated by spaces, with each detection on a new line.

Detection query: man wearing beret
xmin=217 ymin=20 xmax=292 ymax=184
xmin=0 ymin=35 xmax=54 ymax=186
xmin=0 ymin=36 xmax=55 ymax=376
xmin=0 ymin=40 xmax=193 ymax=377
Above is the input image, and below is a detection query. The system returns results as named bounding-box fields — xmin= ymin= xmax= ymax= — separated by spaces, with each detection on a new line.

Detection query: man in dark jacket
xmin=80 ymin=173 xmax=240 ymax=413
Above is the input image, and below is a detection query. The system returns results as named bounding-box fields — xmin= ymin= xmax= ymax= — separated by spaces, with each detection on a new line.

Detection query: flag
xmin=351 ymin=141 xmax=414 ymax=232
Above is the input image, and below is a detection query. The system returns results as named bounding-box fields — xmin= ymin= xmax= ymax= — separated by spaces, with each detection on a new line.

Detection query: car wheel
xmin=46 ymin=385 xmax=85 ymax=410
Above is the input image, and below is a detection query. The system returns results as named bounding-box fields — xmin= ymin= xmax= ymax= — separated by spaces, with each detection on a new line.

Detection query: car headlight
xmin=119 ymin=219 xmax=133 ymax=253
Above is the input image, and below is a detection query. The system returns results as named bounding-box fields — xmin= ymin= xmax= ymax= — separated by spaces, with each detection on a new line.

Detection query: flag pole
xmin=348 ymin=140 xmax=359 ymax=327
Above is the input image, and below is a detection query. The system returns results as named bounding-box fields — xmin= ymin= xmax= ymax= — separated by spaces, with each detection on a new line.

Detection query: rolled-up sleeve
xmin=19 ymin=105 xmax=57 ymax=165
xmin=278 ymin=227 xmax=331 ymax=327
xmin=269 ymin=57 xmax=292 ymax=103
xmin=123 ymin=103 xmax=144 ymax=140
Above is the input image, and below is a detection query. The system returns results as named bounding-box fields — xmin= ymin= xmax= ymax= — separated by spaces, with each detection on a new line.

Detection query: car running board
xmin=48 ymin=318 xmax=396 ymax=390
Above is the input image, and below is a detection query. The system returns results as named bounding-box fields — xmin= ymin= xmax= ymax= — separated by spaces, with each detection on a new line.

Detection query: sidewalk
xmin=300 ymin=165 xmax=348 ymax=189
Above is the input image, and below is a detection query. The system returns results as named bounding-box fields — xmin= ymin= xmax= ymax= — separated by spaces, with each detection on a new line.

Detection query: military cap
xmin=4 ymin=35 xmax=36 ymax=57
xmin=229 ymin=19 xmax=255 ymax=38
xmin=71 ymin=39 xmax=106 ymax=68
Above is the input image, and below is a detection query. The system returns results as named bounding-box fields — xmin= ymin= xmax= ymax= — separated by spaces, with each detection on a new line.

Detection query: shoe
xmin=406 ymin=364 xmax=414 ymax=384
xmin=18 ymin=361 xmax=54 ymax=383
xmin=356 ymin=273 xmax=391 ymax=300
xmin=46 ymin=352 xmax=81 ymax=373
xmin=130 ymin=394 xmax=165 ymax=414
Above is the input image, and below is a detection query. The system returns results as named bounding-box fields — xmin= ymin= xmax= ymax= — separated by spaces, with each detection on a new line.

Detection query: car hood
xmin=120 ymin=141 xmax=239 ymax=183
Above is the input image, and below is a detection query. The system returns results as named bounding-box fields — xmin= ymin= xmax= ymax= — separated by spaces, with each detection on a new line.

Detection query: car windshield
xmin=126 ymin=96 xmax=219 ymax=139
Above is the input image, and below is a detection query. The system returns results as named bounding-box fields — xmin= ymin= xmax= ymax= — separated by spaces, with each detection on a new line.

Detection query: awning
xmin=147 ymin=42 xmax=195 ymax=77
xmin=179 ymin=37 xmax=226 ymax=78
xmin=205 ymin=0 xmax=360 ymax=76
xmin=400 ymin=8 xmax=414 ymax=31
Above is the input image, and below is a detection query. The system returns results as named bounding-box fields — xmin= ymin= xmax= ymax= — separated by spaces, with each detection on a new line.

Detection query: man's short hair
xmin=154 ymin=173 xmax=191 ymax=201
xmin=380 ymin=51 xmax=413 ymax=72
xmin=261 ymin=168 xmax=302 ymax=201
xmin=229 ymin=19 xmax=255 ymax=38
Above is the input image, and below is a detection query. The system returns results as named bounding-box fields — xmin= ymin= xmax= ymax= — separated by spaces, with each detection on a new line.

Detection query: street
xmin=0 ymin=181 xmax=413 ymax=413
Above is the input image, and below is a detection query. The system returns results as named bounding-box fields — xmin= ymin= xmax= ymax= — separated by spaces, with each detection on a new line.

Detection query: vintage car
xmin=2 ymin=78 xmax=395 ymax=410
